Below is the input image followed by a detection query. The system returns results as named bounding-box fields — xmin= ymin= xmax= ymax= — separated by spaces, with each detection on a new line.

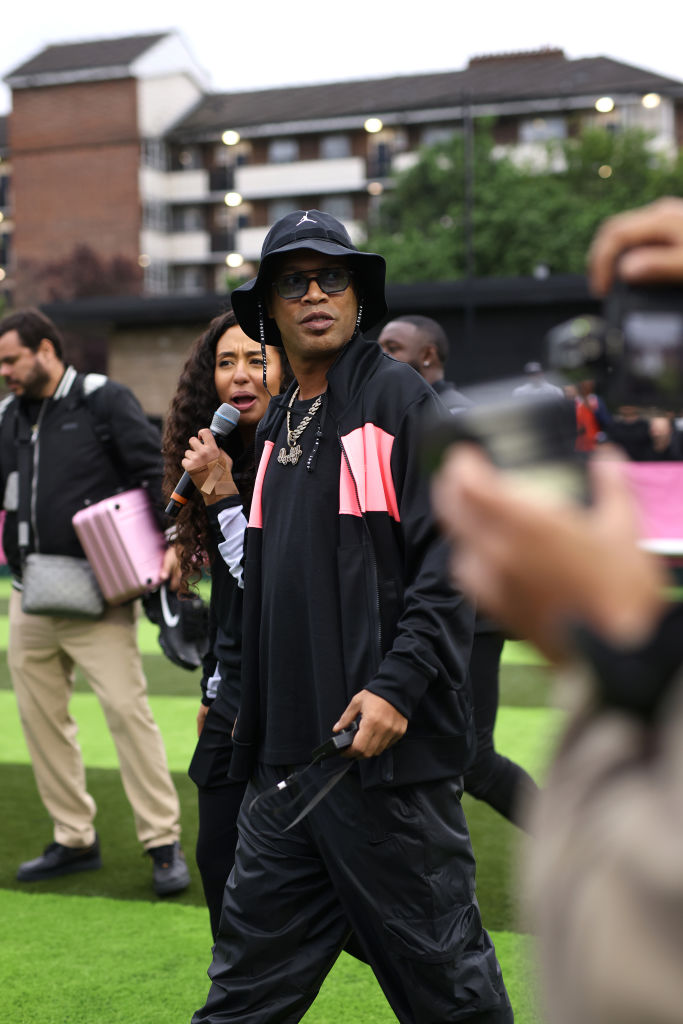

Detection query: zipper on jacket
xmin=29 ymin=401 xmax=48 ymax=553
xmin=338 ymin=429 xmax=383 ymax=667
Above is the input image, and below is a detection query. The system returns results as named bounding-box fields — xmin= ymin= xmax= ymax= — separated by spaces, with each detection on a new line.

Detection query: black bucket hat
xmin=231 ymin=210 xmax=387 ymax=347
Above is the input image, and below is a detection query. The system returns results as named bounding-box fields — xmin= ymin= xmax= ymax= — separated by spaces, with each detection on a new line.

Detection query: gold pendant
xmin=277 ymin=444 xmax=302 ymax=466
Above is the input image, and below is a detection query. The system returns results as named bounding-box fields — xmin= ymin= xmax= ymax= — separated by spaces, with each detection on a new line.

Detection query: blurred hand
xmin=160 ymin=544 xmax=182 ymax=589
xmin=589 ymin=196 xmax=683 ymax=295
xmin=432 ymin=445 xmax=666 ymax=662
xmin=334 ymin=690 xmax=407 ymax=759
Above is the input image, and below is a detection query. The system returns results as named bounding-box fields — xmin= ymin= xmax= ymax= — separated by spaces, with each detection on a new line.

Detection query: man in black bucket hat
xmin=191 ymin=210 xmax=513 ymax=1024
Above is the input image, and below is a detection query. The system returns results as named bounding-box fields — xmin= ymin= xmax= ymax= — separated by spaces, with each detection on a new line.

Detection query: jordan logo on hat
xmin=296 ymin=211 xmax=317 ymax=226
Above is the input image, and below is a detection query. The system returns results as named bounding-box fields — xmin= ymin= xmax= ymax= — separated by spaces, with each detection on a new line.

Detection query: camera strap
xmin=248 ymin=721 xmax=359 ymax=831
xmin=15 ymin=400 xmax=45 ymax=559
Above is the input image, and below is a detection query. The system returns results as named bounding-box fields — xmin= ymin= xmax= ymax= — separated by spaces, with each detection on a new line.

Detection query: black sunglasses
xmin=271 ymin=267 xmax=353 ymax=300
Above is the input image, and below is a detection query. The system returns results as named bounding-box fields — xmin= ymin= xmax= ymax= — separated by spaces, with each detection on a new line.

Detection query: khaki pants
xmin=9 ymin=588 xmax=181 ymax=850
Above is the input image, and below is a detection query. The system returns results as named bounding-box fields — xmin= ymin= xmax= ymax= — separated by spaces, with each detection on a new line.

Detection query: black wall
xmin=41 ymin=272 xmax=601 ymax=389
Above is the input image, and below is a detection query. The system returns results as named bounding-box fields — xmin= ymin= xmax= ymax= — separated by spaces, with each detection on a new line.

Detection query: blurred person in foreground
xmin=431 ymin=196 xmax=683 ymax=1024
xmin=379 ymin=314 xmax=538 ymax=829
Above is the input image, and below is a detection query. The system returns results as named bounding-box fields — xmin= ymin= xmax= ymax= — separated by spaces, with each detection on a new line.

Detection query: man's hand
xmin=160 ymin=544 xmax=182 ymax=589
xmin=197 ymin=702 xmax=209 ymax=737
xmin=334 ymin=690 xmax=407 ymax=759
xmin=181 ymin=428 xmax=238 ymax=505
xmin=589 ymin=196 xmax=683 ymax=295
xmin=432 ymin=444 xmax=666 ymax=663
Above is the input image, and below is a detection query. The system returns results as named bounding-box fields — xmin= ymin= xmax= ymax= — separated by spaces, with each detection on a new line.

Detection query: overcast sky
xmin=3 ymin=1 xmax=682 ymax=115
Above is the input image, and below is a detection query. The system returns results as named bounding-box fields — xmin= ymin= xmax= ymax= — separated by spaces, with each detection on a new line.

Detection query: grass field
xmin=0 ymin=575 xmax=560 ymax=1023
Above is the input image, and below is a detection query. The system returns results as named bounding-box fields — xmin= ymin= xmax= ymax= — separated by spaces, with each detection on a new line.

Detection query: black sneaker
xmin=142 ymin=584 xmax=209 ymax=671
xmin=17 ymin=836 xmax=102 ymax=881
xmin=148 ymin=841 xmax=190 ymax=896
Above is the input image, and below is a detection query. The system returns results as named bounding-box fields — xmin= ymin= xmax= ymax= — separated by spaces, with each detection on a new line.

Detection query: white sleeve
xmin=205 ymin=664 xmax=222 ymax=701
xmin=216 ymin=504 xmax=248 ymax=589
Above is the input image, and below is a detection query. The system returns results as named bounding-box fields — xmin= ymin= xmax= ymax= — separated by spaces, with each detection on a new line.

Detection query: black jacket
xmin=198 ymin=496 xmax=246 ymax=706
xmin=0 ymin=366 xmax=165 ymax=580
xmin=432 ymin=378 xmax=473 ymax=413
xmin=231 ymin=333 xmax=476 ymax=788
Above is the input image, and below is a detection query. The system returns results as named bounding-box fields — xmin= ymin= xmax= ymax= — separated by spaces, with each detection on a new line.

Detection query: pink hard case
xmin=72 ymin=488 xmax=166 ymax=604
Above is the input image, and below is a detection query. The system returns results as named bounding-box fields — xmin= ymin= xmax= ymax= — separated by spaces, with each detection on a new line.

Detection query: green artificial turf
xmin=0 ymin=571 xmax=554 ymax=1023
xmin=0 ymin=889 xmax=542 ymax=1024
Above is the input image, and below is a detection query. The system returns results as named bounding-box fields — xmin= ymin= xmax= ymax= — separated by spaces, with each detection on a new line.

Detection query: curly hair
xmin=162 ymin=310 xmax=289 ymax=592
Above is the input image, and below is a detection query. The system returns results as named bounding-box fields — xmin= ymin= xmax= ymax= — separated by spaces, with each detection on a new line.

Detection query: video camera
xmin=422 ymin=282 xmax=683 ymax=502
xmin=547 ymin=282 xmax=683 ymax=411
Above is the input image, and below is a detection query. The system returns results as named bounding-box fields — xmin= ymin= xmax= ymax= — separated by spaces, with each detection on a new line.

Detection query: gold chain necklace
xmin=277 ymin=387 xmax=323 ymax=466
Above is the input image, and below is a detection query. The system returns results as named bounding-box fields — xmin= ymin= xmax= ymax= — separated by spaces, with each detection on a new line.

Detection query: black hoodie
xmin=230 ymin=333 xmax=476 ymax=789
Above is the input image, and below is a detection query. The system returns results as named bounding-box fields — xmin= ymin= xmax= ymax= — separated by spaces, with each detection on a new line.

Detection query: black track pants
xmin=192 ymin=764 xmax=513 ymax=1024
xmin=464 ymin=631 xmax=539 ymax=829
xmin=189 ymin=689 xmax=247 ymax=940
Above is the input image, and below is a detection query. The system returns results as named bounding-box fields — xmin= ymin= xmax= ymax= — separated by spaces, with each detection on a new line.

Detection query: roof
xmin=5 ymin=32 xmax=169 ymax=81
xmin=172 ymin=52 xmax=683 ymax=138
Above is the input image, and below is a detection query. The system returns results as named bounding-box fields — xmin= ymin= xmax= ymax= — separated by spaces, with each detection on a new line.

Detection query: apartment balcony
xmin=140 ymin=228 xmax=209 ymax=263
xmin=235 ymin=157 xmax=367 ymax=200
xmin=140 ymin=166 xmax=210 ymax=203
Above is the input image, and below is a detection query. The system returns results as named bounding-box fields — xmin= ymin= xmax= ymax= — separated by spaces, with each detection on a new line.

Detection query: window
xmin=0 ymin=174 xmax=10 ymax=209
xmin=320 ymin=134 xmax=351 ymax=160
xmin=268 ymin=199 xmax=300 ymax=223
xmin=519 ymin=117 xmax=567 ymax=143
xmin=141 ymin=139 xmax=168 ymax=169
xmin=268 ymin=138 xmax=299 ymax=164
xmin=144 ymin=261 xmax=169 ymax=295
xmin=172 ymin=266 xmax=206 ymax=294
xmin=421 ymin=126 xmax=457 ymax=148
xmin=142 ymin=202 xmax=169 ymax=232
xmin=171 ymin=207 xmax=205 ymax=232
xmin=323 ymin=196 xmax=353 ymax=222
xmin=170 ymin=146 xmax=204 ymax=171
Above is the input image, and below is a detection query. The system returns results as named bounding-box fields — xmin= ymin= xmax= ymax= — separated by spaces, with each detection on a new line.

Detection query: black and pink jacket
xmin=230 ymin=333 xmax=476 ymax=788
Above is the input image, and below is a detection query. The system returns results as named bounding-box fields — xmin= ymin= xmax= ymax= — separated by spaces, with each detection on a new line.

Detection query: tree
xmin=14 ymin=244 xmax=142 ymax=306
xmin=366 ymin=125 xmax=683 ymax=282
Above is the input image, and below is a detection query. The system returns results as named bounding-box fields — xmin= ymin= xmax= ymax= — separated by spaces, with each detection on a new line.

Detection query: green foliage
xmin=367 ymin=124 xmax=683 ymax=282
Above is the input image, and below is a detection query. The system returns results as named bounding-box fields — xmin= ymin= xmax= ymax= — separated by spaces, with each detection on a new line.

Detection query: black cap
xmin=231 ymin=209 xmax=387 ymax=346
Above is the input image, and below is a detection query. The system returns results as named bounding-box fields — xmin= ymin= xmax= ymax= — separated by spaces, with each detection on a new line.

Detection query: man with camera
xmin=0 ymin=308 xmax=190 ymax=896
xmin=432 ymin=196 xmax=683 ymax=1024
xmin=190 ymin=210 xmax=513 ymax=1024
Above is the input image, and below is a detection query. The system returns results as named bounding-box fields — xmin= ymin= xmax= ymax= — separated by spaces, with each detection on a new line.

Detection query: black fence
xmin=40 ymin=272 xmax=600 ymax=388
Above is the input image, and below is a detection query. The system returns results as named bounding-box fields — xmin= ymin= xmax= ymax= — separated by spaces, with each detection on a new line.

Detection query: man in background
xmin=0 ymin=308 xmax=189 ymax=896
xmin=378 ymin=314 xmax=473 ymax=411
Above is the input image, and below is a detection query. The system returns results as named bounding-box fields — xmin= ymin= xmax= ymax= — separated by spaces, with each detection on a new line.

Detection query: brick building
xmin=2 ymin=31 xmax=683 ymax=303
xmin=1 ymin=33 xmax=682 ymax=414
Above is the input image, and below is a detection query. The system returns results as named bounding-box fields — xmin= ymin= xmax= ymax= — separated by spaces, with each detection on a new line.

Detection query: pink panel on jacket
xmin=248 ymin=441 xmax=275 ymax=529
xmin=339 ymin=423 xmax=400 ymax=520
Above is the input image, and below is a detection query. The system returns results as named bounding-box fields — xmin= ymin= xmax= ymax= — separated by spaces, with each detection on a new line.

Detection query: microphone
xmin=165 ymin=403 xmax=241 ymax=517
